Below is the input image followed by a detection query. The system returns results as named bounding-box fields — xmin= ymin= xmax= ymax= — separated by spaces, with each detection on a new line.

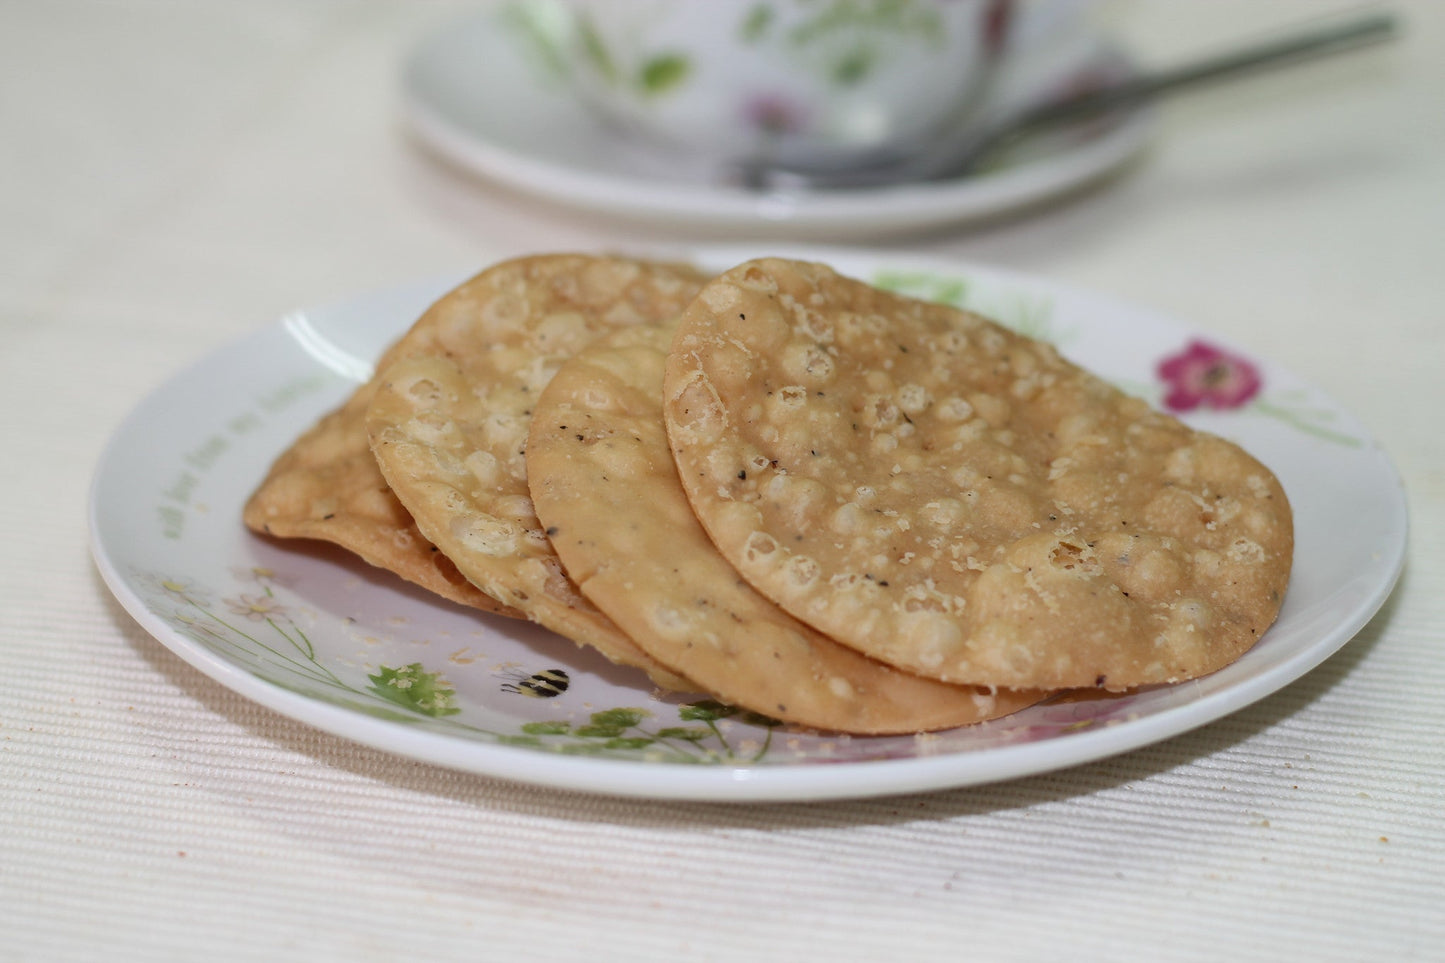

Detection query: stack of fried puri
xmin=245 ymin=254 xmax=1293 ymax=735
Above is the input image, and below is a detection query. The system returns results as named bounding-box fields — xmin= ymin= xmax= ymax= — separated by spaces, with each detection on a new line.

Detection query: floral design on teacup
xmin=560 ymin=0 xmax=1010 ymax=165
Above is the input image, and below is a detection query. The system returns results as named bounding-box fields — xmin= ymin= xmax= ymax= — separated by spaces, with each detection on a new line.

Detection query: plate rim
xmin=88 ymin=248 xmax=1409 ymax=802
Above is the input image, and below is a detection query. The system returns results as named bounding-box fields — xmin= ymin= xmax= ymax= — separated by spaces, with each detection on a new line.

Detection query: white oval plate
xmin=400 ymin=4 xmax=1154 ymax=238
xmin=90 ymin=247 xmax=1406 ymax=802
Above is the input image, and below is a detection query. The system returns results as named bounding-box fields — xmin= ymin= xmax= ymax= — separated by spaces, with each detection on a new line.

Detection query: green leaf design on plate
xmin=573 ymin=708 xmax=651 ymax=738
xmin=574 ymin=723 xmax=626 ymax=738
xmin=872 ymin=269 xmax=970 ymax=309
xmin=740 ymin=710 xmax=784 ymax=728
xmin=872 ymin=269 xmax=1065 ymax=345
xmin=656 ymin=726 xmax=712 ymax=741
xmin=604 ymin=737 xmax=656 ymax=750
xmin=368 ymin=663 xmax=461 ymax=717
xmin=589 ymin=707 xmax=650 ymax=728
xmin=1249 ymin=397 xmax=1365 ymax=447
xmin=520 ymin=720 xmax=573 ymax=736
xmin=678 ymin=699 xmax=738 ymax=722
xmin=496 ymin=734 xmax=546 ymax=748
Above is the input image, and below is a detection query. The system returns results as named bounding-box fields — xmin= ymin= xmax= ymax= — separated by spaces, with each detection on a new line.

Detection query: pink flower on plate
xmin=1157 ymin=340 xmax=1263 ymax=412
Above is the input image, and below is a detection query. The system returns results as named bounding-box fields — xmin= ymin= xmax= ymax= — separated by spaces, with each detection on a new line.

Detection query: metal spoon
xmin=735 ymin=9 xmax=1398 ymax=193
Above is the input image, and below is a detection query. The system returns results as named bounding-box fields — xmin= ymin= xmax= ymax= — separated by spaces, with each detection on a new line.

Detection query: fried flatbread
xmin=663 ymin=258 xmax=1292 ymax=690
xmin=526 ymin=324 xmax=1042 ymax=733
xmin=365 ymin=254 xmax=706 ymax=690
xmin=243 ymin=337 xmax=520 ymax=616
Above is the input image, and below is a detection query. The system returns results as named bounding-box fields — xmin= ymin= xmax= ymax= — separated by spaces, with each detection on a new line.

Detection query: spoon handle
xmin=745 ymin=9 xmax=1400 ymax=191
xmin=1011 ymin=10 xmax=1399 ymax=135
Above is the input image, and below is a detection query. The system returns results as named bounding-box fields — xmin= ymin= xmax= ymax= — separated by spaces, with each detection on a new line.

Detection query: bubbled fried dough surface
xmin=365 ymin=254 xmax=706 ymax=691
xmin=663 ymin=259 xmax=1293 ymax=691
xmin=527 ymin=325 xmax=1042 ymax=734
xmin=242 ymin=345 xmax=521 ymax=617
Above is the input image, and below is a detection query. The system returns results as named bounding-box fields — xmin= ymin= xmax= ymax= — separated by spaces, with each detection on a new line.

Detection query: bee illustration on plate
xmin=500 ymin=668 xmax=570 ymax=699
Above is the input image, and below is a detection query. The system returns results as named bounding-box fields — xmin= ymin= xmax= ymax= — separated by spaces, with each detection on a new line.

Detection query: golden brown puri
xmin=527 ymin=324 xmax=1043 ymax=734
xmin=243 ymin=340 xmax=521 ymax=617
xmin=663 ymin=258 xmax=1292 ymax=691
xmin=365 ymin=254 xmax=708 ymax=690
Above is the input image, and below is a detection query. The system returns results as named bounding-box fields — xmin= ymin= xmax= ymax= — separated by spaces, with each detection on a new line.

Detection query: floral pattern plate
xmin=89 ymin=247 xmax=1407 ymax=802
xmin=400 ymin=3 xmax=1154 ymax=238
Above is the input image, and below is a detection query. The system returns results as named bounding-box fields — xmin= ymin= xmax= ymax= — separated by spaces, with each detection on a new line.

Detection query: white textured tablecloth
xmin=3 ymin=1 xmax=1442 ymax=959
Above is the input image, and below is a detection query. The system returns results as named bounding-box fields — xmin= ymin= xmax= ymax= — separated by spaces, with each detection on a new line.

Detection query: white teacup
xmin=560 ymin=0 xmax=1055 ymax=172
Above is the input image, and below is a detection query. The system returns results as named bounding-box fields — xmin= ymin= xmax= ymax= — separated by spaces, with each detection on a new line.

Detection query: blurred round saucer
xmin=400 ymin=3 xmax=1154 ymax=238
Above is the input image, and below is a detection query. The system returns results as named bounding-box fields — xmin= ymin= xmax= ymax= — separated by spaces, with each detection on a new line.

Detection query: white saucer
xmin=400 ymin=5 xmax=1155 ymax=237
xmin=89 ymin=246 xmax=1406 ymax=802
